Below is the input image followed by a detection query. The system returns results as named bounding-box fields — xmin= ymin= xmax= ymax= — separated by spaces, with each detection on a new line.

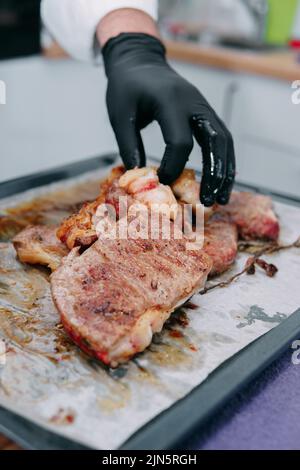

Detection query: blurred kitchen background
xmin=1 ymin=0 xmax=300 ymax=197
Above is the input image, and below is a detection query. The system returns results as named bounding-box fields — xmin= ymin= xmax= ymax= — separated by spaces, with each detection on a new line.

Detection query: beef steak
xmin=204 ymin=215 xmax=238 ymax=276
xmin=51 ymin=218 xmax=212 ymax=367
xmin=221 ymin=192 xmax=279 ymax=241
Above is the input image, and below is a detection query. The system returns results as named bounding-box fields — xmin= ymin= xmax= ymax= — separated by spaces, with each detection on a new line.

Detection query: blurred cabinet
xmin=230 ymin=75 xmax=300 ymax=197
xmin=0 ymin=56 xmax=117 ymax=181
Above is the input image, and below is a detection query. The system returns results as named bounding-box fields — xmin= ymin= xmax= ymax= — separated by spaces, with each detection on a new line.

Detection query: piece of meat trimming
xmin=13 ymin=225 xmax=68 ymax=271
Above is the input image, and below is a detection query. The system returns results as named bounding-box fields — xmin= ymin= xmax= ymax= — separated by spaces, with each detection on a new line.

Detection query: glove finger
xmin=216 ymin=125 xmax=236 ymax=205
xmin=192 ymin=115 xmax=227 ymax=207
xmin=157 ymin=113 xmax=194 ymax=185
xmin=110 ymin=114 xmax=146 ymax=169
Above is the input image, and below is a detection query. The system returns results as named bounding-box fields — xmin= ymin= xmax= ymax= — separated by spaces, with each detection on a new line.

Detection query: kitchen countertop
xmin=166 ymin=40 xmax=300 ymax=82
xmin=44 ymin=39 xmax=300 ymax=82
xmin=186 ymin=348 xmax=300 ymax=450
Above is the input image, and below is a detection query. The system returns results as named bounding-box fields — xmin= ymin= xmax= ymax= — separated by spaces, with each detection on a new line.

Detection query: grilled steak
xmin=221 ymin=192 xmax=279 ymax=241
xmin=203 ymin=215 xmax=238 ymax=276
xmin=12 ymin=167 xmax=280 ymax=367
xmin=13 ymin=225 xmax=68 ymax=271
xmin=51 ymin=218 xmax=212 ymax=367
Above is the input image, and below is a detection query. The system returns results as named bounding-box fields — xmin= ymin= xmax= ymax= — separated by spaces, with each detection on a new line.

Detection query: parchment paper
xmin=0 ymin=168 xmax=300 ymax=450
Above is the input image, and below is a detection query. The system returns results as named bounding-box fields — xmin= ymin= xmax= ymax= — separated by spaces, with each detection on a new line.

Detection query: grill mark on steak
xmin=51 ymin=215 xmax=212 ymax=367
xmin=11 ymin=209 xmax=243 ymax=280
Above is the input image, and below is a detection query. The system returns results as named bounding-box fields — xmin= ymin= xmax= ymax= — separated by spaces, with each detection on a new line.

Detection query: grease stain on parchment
xmin=0 ymin=178 xmax=102 ymax=241
xmin=97 ymin=381 xmax=131 ymax=414
xmin=236 ymin=305 xmax=287 ymax=329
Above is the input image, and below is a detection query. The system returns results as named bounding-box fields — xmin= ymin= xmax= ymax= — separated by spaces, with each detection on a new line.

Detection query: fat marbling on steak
xmin=51 ymin=217 xmax=212 ymax=367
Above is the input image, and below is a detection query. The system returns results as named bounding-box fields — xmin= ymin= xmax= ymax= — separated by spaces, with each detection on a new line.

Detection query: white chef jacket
xmin=41 ymin=0 xmax=158 ymax=62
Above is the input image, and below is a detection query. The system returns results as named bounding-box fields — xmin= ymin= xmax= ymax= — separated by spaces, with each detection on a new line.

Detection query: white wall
xmin=230 ymin=75 xmax=300 ymax=196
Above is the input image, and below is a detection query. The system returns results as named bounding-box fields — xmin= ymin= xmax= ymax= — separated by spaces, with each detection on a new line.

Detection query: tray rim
xmin=0 ymin=153 xmax=299 ymax=450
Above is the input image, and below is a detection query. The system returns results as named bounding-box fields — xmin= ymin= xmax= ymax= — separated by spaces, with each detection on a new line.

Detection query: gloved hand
xmin=102 ymin=33 xmax=236 ymax=206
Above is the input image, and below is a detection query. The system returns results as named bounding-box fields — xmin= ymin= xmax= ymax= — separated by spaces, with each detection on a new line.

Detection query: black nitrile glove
xmin=102 ymin=33 xmax=236 ymax=206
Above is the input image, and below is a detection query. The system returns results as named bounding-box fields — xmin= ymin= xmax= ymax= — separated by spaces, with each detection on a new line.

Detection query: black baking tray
xmin=0 ymin=153 xmax=300 ymax=450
